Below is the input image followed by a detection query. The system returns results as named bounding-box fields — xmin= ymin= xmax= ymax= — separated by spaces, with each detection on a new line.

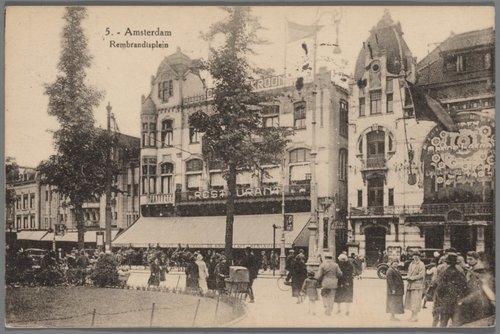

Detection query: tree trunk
xmin=225 ymin=163 xmax=237 ymax=265
xmin=74 ymin=204 xmax=85 ymax=250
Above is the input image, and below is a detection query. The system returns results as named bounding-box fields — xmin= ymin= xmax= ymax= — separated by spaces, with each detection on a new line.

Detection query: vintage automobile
xmin=24 ymin=248 xmax=48 ymax=269
xmin=376 ymin=248 xmax=442 ymax=279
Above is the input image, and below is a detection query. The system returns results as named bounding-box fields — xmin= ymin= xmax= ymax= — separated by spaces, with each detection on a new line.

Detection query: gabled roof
xmin=416 ymin=28 xmax=494 ymax=86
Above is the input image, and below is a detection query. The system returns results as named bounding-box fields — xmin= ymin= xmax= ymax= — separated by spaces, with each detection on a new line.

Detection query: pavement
xmin=125 ymin=268 xmax=437 ymax=328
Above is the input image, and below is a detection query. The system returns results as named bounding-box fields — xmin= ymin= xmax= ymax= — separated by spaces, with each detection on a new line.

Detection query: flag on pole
xmin=287 ymin=20 xmax=323 ymax=43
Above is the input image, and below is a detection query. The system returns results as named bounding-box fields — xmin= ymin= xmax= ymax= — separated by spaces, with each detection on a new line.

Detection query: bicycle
xmin=276 ymin=274 xmax=291 ymax=291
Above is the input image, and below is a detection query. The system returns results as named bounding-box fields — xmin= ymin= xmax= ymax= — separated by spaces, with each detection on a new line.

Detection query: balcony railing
xmin=360 ymin=157 xmax=386 ymax=170
xmin=349 ymin=202 xmax=494 ymax=217
xmin=141 ymin=194 xmax=175 ymax=205
xmin=175 ymin=184 xmax=311 ymax=202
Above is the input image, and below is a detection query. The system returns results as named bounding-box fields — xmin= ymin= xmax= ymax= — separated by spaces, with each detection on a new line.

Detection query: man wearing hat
xmin=240 ymin=246 xmax=259 ymax=303
xmin=433 ymin=252 xmax=467 ymax=327
xmin=404 ymin=250 xmax=426 ymax=321
xmin=316 ymin=253 xmax=343 ymax=316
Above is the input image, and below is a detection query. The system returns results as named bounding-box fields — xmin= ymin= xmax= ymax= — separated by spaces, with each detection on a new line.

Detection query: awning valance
xmin=113 ymin=213 xmax=311 ymax=249
xmin=40 ymin=230 xmax=120 ymax=243
xmin=17 ymin=230 xmax=49 ymax=241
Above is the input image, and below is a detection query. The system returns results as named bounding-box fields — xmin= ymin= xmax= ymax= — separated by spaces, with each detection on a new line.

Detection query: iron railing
xmin=360 ymin=157 xmax=386 ymax=170
xmin=349 ymin=202 xmax=494 ymax=217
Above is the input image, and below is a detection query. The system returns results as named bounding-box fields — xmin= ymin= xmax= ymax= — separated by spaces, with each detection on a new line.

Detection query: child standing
xmin=301 ymin=271 xmax=320 ymax=315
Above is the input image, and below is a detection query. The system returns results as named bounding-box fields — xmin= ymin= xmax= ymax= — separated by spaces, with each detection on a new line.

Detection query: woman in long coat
xmin=195 ymin=254 xmax=209 ymax=295
xmin=335 ymin=254 xmax=354 ymax=315
xmin=148 ymin=257 xmax=161 ymax=287
xmin=291 ymin=257 xmax=307 ymax=302
xmin=184 ymin=253 xmax=199 ymax=293
xmin=404 ymin=251 xmax=426 ymax=321
xmin=386 ymin=260 xmax=405 ymax=320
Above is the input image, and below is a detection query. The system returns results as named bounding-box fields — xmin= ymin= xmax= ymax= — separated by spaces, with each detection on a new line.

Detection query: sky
xmin=4 ymin=5 xmax=495 ymax=167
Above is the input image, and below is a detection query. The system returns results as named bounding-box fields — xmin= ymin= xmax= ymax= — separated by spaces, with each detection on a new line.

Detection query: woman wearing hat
xmin=386 ymin=260 xmax=405 ymax=321
xmin=404 ymin=250 xmax=426 ymax=322
xmin=195 ymin=254 xmax=209 ymax=295
xmin=335 ymin=253 xmax=354 ymax=315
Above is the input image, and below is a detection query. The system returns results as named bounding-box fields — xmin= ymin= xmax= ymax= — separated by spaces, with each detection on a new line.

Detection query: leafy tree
xmin=190 ymin=7 xmax=290 ymax=263
xmin=38 ymin=7 xmax=114 ymax=250
xmin=5 ymin=157 xmax=19 ymax=229
xmin=5 ymin=157 xmax=19 ymax=204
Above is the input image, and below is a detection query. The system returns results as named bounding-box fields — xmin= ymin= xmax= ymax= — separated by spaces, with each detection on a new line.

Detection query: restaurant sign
xmin=192 ymin=186 xmax=282 ymax=200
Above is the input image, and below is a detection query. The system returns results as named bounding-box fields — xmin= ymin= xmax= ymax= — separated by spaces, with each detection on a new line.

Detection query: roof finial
xmin=177 ymin=47 xmax=181 ymax=53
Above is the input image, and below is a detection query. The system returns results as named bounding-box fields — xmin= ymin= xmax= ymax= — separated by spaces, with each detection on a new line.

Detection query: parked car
xmin=376 ymin=248 xmax=441 ymax=279
xmin=24 ymin=248 xmax=48 ymax=268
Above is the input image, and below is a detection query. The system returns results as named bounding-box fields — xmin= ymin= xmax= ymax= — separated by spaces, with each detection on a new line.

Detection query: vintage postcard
xmin=4 ymin=5 xmax=495 ymax=329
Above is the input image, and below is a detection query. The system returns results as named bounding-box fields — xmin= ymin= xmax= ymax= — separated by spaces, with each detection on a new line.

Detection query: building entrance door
xmin=451 ymin=225 xmax=476 ymax=256
xmin=365 ymin=226 xmax=386 ymax=267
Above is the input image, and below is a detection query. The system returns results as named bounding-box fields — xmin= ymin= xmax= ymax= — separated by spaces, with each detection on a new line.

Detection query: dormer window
xmin=158 ymin=80 xmax=173 ymax=102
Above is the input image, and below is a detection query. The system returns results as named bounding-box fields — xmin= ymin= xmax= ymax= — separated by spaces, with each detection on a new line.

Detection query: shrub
xmin=35 ymin=268 xmax=65 ymax=286
xmin=89 ymin=254 xmax=120 ymax=287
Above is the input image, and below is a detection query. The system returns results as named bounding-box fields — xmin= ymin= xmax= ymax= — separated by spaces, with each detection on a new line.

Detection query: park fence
xmin=8 ymin=288 xmax=246 ymax=328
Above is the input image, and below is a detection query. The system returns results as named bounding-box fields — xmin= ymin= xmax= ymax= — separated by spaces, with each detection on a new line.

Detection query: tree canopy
xmin=190 ymin=7 xmax=291 ymax=262
xmin=38 ymin=7 xmax=113 ymax=249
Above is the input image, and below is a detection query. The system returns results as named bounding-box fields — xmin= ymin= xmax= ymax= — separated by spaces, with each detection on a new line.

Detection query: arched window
xmin=367 ymin=131 xmax=385 ymax=158
xmin=186 ymin=159 xmax=203 ymax=191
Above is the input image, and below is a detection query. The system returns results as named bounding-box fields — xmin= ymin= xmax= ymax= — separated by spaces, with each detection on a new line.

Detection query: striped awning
xmin=113 ymin=213 xmax=311 ymax=249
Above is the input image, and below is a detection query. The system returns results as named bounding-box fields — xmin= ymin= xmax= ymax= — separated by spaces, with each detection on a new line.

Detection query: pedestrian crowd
xmin=283 ymin=250 xmax=363 ymax=316
xmin=385 ymin=248 xmax=495 ymax=327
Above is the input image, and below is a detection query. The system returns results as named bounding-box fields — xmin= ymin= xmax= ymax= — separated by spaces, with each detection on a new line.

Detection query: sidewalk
xmin=126 ymin=268 xmax=435 ymax=328
xmin=233 ymin=270 xmax=434 ymax=328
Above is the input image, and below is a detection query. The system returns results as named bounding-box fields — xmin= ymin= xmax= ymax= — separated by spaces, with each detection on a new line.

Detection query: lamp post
xmin=279 ymin=157 xmax=287 ymax=276
xmin=306 ymin=8 xmax=343 ymax=271
xmin=272 ymin=223 xmax=280 ymax=276
xmin=105 ymin=102 xmax=113 ymax=253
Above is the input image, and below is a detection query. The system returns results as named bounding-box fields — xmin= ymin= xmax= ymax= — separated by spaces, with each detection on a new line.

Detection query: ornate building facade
xmin=115 ymin=47 xmax=349 ymax=258
xmin=347 ymin=12 xmax=494 ymax=265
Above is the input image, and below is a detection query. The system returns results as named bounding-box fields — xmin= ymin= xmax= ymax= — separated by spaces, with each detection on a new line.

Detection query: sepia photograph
xmin=4 ymin=5 xmax=496 ymax=329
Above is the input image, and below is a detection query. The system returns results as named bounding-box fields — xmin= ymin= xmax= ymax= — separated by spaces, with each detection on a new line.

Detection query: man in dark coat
xmin=386 ymin=260 xmax=405 ymax=321
xmin=240 ymin=247 xmax=259 ymax=303
xmin=433 ymin=253 xmax=467 ymax=327
xmin=455 ymin=251 xmax=495 ymax=326
xmin=285 ymin=250 xmax=296 ymax=281
xmin=76 ymin=250 xmax=90 ymax=285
